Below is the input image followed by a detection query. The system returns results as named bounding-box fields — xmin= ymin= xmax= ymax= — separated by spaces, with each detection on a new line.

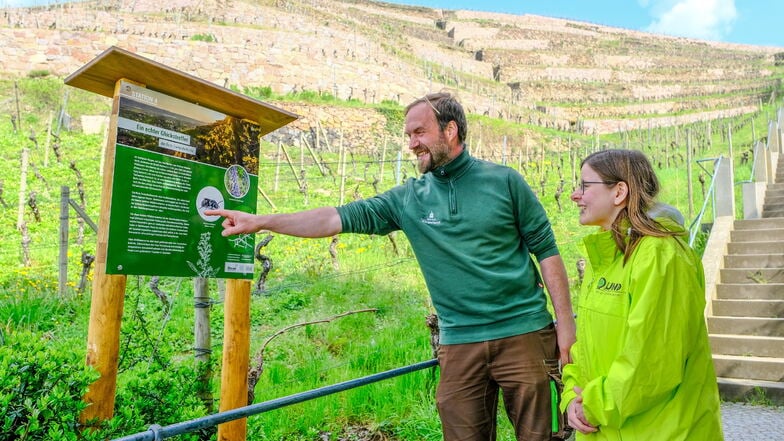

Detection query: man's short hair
xmin=405 ymin=92 xmax=467 ymax=145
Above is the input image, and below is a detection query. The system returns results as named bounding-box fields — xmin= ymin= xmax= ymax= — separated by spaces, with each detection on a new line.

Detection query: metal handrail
xmin=688 ymin=156 xmax=723 ymax=247
xmin=112 ymin=359 xmax=439 ymax=441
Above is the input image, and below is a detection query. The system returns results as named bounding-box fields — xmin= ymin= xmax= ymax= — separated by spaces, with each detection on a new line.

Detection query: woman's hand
xmin=567 ymin=387 xmax=598 ymax=434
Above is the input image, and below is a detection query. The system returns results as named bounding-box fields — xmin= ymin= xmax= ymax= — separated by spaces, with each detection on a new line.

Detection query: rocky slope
xmin=1 ymin=0 xmax=782 ymax=135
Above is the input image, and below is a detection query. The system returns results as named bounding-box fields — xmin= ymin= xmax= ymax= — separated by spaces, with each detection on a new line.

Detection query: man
xmin=207 ymin=92 xmax=575 ymax=440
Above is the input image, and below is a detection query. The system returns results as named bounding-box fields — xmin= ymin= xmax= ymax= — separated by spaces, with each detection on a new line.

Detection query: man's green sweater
xmin=337 ymin=149 xmax=561 ymax=344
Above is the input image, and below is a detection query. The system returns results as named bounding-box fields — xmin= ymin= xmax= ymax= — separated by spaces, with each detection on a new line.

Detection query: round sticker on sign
xmin=196 ymin=186 xmax=224 ymax=222
xmin=224 ymin=164 xmax=251 ymax=198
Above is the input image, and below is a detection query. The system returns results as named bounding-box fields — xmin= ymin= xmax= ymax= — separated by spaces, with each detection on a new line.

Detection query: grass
xmin=744 ymin=387 xmax=775 ymax=407
xmin=1 ymin=76 xmax=782 ymax=439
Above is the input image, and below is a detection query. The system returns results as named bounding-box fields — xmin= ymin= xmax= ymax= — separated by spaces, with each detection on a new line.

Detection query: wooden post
xmin=194 ymin=277 xmax=214 ymax=412
xmin=299 ymin=137 xmax=304 ymax=172
xmin=395 ymin=151 xmax=402 ymax=185
xmin=338 ymin=131 xmax=346 ymax=206
xmin=517 ymin=149 xmax=522 ymax=173
xmin=502 ymin=136 xmax=507 ymax=165
xmin=14 ymin=81 xmax=21 ymax=133
xmin=81 ymin=80 xmax=127 ymax=424
xmin=17 ymin=148 xmax=29 ymax=230
xmin=315 ymin=122 xmax=321 ymax=152
xmin=665 ymin=133 xmax=670 ymax=168
xmin=218 ymin=278 xmax=251 ymax=441
xmin=302 ymin=136 xmax=326 ymax=176
xmin=273 ymin=141 xmax=282 ymax=192
xmin=686 ymin=129 xmax=694 ymax=221
xmin=727 ymin=123 xmax=735 ymax=188
xmin=59 ymin=186 xmax=69 ymax=298
xmin=318 ymin=120 xmax=333 ymax=153
xmin=571 ymin=149 xmax=577 ymax=189
xmin=45 ymin=111 xmax=52 ymax=167
xmin=20 ymin=221 xmax=31 ymax=266
xmin=280 ymin=144 xmax=303 ymax=190
xmin=379 ymin=134 xmax=387 ymax=183
xmin=257 ymin=186 xmax=277 ymax=211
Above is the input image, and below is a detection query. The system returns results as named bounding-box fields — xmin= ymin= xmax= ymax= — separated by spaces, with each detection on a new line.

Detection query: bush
xmin=111 ymin=364 xmax=213 ymax=440
xmin=26 ymin=70 xmax=50 ymax=78
xmin=0 ymin=327 xmax=214 ymax=440
xmin=0 ymin=330 xmax=99 ymax=441
xmin=190 ymin=33 xmax=216 ymax=42
xmin=243 ymin=85 xmax=274 ymax=99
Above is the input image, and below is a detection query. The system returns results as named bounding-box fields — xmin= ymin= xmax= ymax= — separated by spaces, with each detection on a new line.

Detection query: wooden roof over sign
xmin=64 ymin=46 xmax=298 ymax=135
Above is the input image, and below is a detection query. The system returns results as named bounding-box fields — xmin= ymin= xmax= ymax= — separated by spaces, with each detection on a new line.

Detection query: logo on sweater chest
xmin=596 ymin=277 xmax=623 ymax=295
xmin=421 ymin=211 xmax=441 ymax=225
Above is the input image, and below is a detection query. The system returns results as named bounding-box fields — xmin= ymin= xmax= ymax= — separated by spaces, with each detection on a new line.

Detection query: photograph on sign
xmin=105 ymin=80 xmax=260 ymax=279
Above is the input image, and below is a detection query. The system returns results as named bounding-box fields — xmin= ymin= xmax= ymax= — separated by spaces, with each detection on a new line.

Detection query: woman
xmin=562 ymin=149 xmax=723 ymax=440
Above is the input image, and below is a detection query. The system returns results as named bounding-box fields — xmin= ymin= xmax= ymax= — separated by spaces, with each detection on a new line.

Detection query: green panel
xmin=105 ymin=81 xmax=260 ymax=279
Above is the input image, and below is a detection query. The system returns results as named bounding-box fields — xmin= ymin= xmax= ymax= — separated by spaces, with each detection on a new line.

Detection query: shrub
xmin=0 ymin=330 xmax=99 ymax=441
xmin=0 ymin=327 xmax=213 ymax=440
xmin=244 ymin=85 xmax=274 ymax=99
xmin=190 ymin=33 xmax=216 ymax=42
xmin=26 ymin=70 xmax=50 ymax=78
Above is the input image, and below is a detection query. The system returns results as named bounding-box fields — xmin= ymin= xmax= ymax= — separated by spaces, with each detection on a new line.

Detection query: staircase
xmin=708 ymin=162 xmax=784 ymax=404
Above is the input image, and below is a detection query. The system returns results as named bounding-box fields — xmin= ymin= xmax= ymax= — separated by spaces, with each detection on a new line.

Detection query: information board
xmin=106 ymin=81 xmax=259 ymax=279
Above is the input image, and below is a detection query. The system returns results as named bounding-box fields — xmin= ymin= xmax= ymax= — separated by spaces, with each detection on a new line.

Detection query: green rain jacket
xmin=561 ymin=218 xmax=723 ymax=440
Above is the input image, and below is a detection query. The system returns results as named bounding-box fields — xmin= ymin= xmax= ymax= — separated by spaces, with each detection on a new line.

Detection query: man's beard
xmin=417 ymin=134 xmax=450 ymax=174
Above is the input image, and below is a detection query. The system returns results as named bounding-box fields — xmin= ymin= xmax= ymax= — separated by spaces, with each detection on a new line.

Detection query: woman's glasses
xmin=579 ymin=180 xmax=617 ymax=194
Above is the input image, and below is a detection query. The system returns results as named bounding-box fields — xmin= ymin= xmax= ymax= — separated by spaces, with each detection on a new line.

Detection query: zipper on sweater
xmin=449 ymin=180 xmax=457 ymax=215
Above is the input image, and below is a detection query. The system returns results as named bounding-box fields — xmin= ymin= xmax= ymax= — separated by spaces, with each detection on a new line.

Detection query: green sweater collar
xmin=431 ymin=147 xmax=472 ymax=181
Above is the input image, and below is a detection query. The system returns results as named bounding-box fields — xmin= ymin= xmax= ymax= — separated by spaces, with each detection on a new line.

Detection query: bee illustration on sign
xmin=196 ymin=186 xmax=224 ymax=222
xmin=200 ymin=198 xmax=221 ymax=210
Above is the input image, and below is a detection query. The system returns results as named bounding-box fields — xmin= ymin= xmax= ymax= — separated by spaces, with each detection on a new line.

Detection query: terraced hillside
xmin=1 ymin=0 xmax=783 ymax=134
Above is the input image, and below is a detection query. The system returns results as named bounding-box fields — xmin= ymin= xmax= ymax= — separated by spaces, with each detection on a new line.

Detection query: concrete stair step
xmin=727 ymin=241 xmax=784 ymax=254
xmin=711 ymin=299 xmax=784 ymax=318
xmin=720 ymin=268 xmax=784 ymax=283
xmin=731 ymin=228 xmax=784 ymax=242
xmin=763 ymin=211 xmax=784 ymax=218
xmin=713 ymin=354 xmax=784 ymax=382
xmin=716 ymin=283 xmax=784 ymax=299
xmin=734 ymin=218 xmax=784 ymax=230
xmin=716 ymin=377 xmax=784 ymax=405
xmin=706 ymin=316 xmax=784 ymax=336
xmin=764 ymin=202 xmax=784 ymax=212
xmin=709 ymin=334 xmax=784 ymax=357
xmin=724 ymin=254 xmax=784 ymax=268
